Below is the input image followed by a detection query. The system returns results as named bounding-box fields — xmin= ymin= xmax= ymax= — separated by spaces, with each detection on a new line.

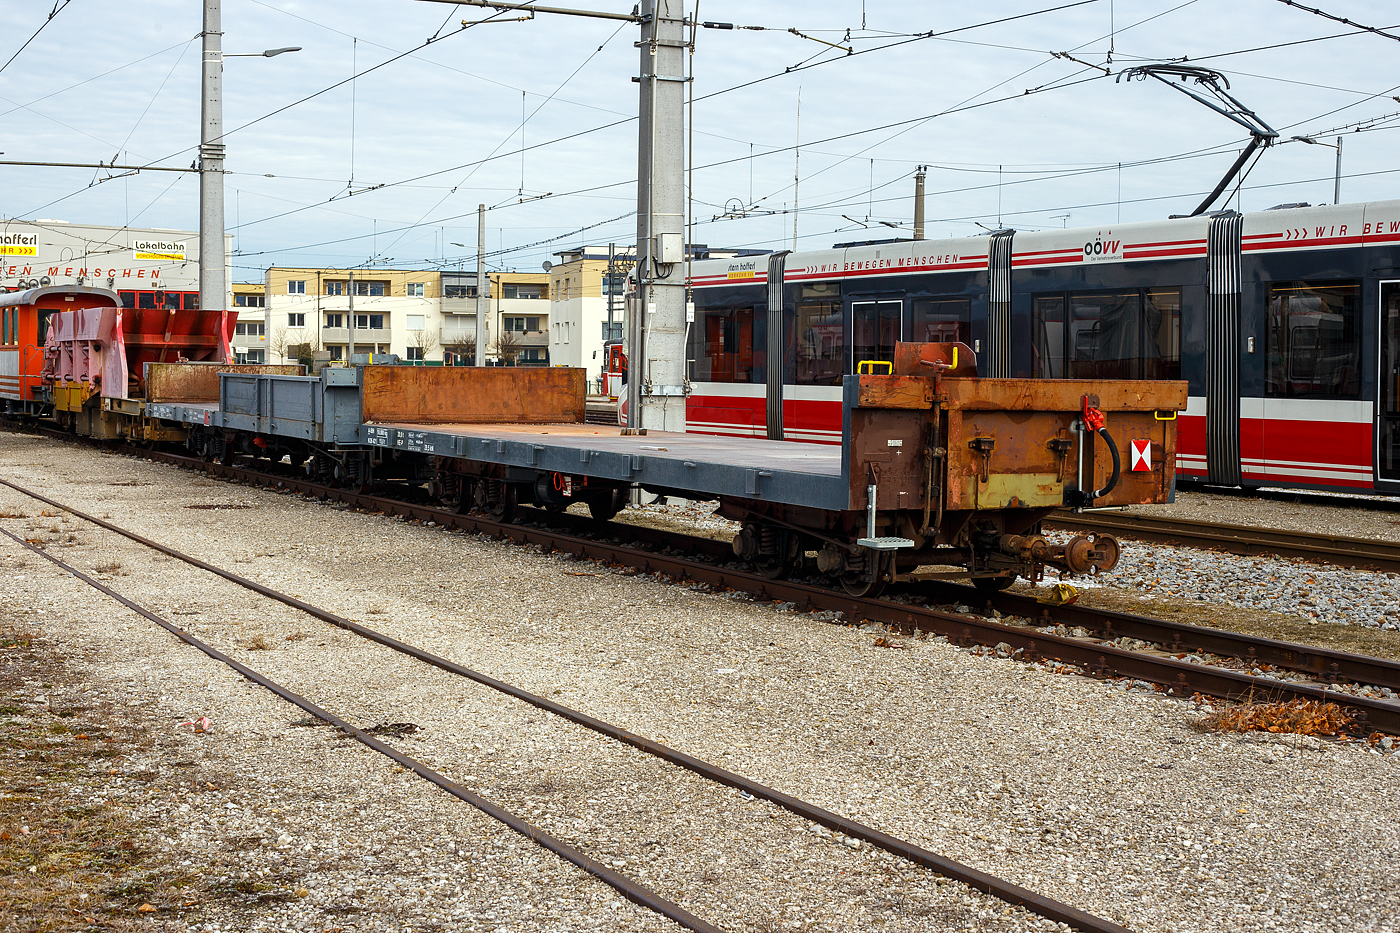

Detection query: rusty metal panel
xmin=361 ymin=366 xmax=586 ymax=424
xmin=891 ymin=341 xmax=977 ymax=377
xmin=855 ymin=375 xmax=934 ymax=410
xmin=940 ymin=377 xmax=1188 ymax=413
xmin=944 ymin=406 xmax=1179 ymax=510
xmin=145 ymin=362 xmax=305 ymax=402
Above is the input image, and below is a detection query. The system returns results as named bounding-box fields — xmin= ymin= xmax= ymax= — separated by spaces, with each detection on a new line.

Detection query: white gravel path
xmin=2 ymin=433 xmax=1398 ymax=933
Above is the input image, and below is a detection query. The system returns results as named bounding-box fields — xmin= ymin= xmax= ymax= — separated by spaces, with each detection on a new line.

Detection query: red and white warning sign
xmin=1130 ymin=439 xmax=1152 ymax=471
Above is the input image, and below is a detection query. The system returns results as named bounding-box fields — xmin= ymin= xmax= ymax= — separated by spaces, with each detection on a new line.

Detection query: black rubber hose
xmin=1090 ymin=427 xmax=1121 ymax=501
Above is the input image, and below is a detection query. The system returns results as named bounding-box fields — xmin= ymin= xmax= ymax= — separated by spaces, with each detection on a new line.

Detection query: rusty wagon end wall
xmin=145 ymin=362 xmax=305 ymax=403
xmin=361 ymin=366 xmax=586 ymax=424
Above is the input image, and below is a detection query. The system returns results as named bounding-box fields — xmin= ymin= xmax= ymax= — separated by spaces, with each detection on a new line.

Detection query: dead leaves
xmin=1194 ymin=698 xmax=1356 ymax=737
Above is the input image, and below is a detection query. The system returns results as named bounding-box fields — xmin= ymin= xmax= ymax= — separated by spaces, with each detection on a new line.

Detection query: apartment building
xmin=230 ymin=282 xmax=267 ymax=363
xmin=548 ymin=246 xmax=634 ymax=386
xmin=441 ymin=270 xmax=551 ymax=365
xmin=258 ymin=267 xmax=551 ymax=365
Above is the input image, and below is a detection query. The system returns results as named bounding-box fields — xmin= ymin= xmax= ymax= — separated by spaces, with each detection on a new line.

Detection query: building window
xmin=326 ymin=313 xmax=344 ymax=328
xmin=444 ymin=284 xmax=479 ymax=299
xmin=287 ymin=312 xmax=305 ymax=328
xmin=504 ymin=316 xmax=541 ymax=332
xmin=288 ymin=280 xmax=305 ymax=294
xmin=405 ymin=347 xmax=425 ymax=362
xmin=234 ymin=293 xmax=266 ymax=308
xmin=328 ymin=345 xmax=344 ymax=361
xmin=601 ymin=321 xmax=623 ymax=341
xmin=353 ymin=314 xmax=385 ymax=330
xmin=353 ymin=280 xmax=387 ymax=297
xmin=326 ymin=281 xmax=345 ymax=296
xmin=406 ymin=314 xmax=425 ymax=331
xmin=520 ymin=347 xmax=547 ymax=363
xmin=234 ymin=322 xmax=266 ymax=337
xmin=1266 ymin=280 xmax=1360 ymax=399
xmin=407 ymin=282 xmax=425 ymax=297
xmin=244 ymin=349 xmax=265 ymax=364
xmin=503 ymin=284 xmax=543 ymax=299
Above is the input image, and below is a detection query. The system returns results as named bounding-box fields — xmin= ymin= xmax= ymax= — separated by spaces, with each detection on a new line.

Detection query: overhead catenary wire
xmin=0 ymin=0 xmax=75 ymax=77
xmin=1272 ymin=0 xmax=1400 ymax=44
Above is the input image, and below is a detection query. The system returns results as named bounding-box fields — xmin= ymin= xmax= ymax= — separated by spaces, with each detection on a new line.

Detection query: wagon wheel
xmin=490 ymin=482 xmax=518 ymax=523
xmin=972 ymin=573 xmax=1017 ymax=593
xmin=752 ymin=528 xmax=798 ymax=580
xmin=839 ymin=551 xmax=890 ymax=598
xmin=586 ymin=489 xmax=624 ymax=522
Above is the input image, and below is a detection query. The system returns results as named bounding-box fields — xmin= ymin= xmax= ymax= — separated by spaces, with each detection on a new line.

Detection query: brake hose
xmin=1081 ymin=401 xmax=1121 ymax=502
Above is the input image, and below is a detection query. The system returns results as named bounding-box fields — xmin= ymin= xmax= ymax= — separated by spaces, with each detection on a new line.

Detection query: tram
xmin=684 ymin=200 xmax=1400 ymax=495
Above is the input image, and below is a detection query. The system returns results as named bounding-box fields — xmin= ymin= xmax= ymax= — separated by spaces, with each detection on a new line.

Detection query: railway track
xmin=1046 ymin=509 xmax=1400 ymax=574
xmin=0 ymin=477 xmax=1126 ymax=933
xmin=39 ymin=439 xmax=1399 ymax=736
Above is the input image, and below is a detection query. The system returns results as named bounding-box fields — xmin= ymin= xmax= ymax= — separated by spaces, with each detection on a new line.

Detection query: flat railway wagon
xmin=141 ymin=347 xmax=1187 ymax=594
xmin=0 ymin=284 xmax=294 ymax=442
xmin=684 ymin=198 xmax=1400 ymax=496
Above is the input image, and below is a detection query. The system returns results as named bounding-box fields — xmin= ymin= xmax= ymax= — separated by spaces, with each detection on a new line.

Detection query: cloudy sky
xmin=3 ymin=0 xmax=1398 ymax=281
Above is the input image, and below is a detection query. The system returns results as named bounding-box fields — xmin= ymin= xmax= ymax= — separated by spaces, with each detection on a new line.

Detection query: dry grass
xmin=1192 ymin=697 xmax=1356 ymax=737
xmin=0 ymin=623 xmax=192 ymax=928
xmin=0 ymin=509 xmax=26 ymax=519
xmin=93 ymin=560 xmax=123 ymax=575
xmin=244 ymin=634 xmax=271 ymax=651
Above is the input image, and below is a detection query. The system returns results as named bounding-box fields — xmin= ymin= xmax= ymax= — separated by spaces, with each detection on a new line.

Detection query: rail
xmin=39 ymin=443 xmax=1400 ymax=735
xmin=0 ymin=474 xmax=1129 ymax=933
xmin=1047 ymin=509 xmax=1400 ymax=574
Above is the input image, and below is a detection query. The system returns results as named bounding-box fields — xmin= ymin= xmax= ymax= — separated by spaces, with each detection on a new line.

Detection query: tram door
xmin=1380 ymin=282 xmax=1400 ymax=482
xmin=850 ymin=300 xmax=902 ymax=371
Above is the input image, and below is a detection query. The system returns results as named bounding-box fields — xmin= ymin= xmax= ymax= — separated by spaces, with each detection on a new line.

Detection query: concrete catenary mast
xmin=629 ymin=0 xmax=688 ymax=432
xmin=199 ymin=0 xmax=230 ymax=360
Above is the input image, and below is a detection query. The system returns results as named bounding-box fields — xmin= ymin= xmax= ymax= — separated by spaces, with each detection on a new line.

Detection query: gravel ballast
xmin=2 ymin=433 xmax=1399 ymax=933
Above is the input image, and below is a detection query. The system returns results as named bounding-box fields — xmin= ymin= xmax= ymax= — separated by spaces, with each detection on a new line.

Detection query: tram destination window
xmin=1033 ymin=288 xmax=1180 ymax=380
xmin=1265 ymin=280 xmax=1360 ymax=399
xmin=794 ymin=283 xmax=843 ymax=385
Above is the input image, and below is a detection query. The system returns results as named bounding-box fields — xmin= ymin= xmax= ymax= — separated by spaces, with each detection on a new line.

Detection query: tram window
xmin=851 ymin=300 xmax=901 ymax=368
xmin=118 ymin=291 xmax=136 ymax=308
xmin=1032 ymin=296 xmax=1066 ymax=378
xmin=137 ymin=291 xmax=157 ymax=310
xmin=1068 ymin=292 xmax=1142 ymax=379
xmin=185 ymin=292 xmax=199 ymax=310
xmin=1034 ymin=288 xmax=1180 ymax=380
xmin=1265 ymin=280 xmax=1360 ymax=399
xmin=693 ymin=305 xmax=755 ymax=382
xmin=38 ymin=310 xmax=53 ymax=346
xmin=794 ymin=298 xmax=843 ymax=385
xmin=911 ymin=297 xmax=971 ymax=345
xmin=1143 ymin=289 xmax=1182 ymax=380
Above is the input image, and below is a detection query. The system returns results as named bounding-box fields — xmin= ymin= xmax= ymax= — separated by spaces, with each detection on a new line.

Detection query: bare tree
xmin=410 ymin=326 xmax=439 ymax=362
xmin=268 ymin=325 xmax=291 ymax=363
xmin=495 ymin=330 xmax=522 ymax=365
xmin=444 ymin=338 xmax=476 ymax=365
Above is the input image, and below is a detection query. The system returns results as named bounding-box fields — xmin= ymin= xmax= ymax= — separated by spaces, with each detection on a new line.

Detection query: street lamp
xmin=1291 ymin=135 xmax=1343 ymax=204
xmin=225 ymin=47 xmax=302 ymax=57
xmin=199 ymin=0 xmax=302 ymax=360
